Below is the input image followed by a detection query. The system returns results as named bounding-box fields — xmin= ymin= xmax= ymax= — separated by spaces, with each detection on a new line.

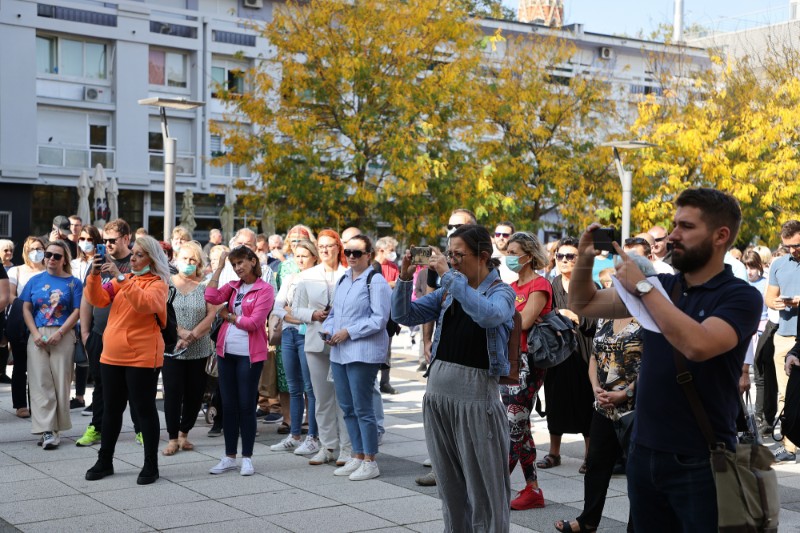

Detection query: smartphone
xmin=780 ymin=295 xmax=795 ymax=302
xmin=410 ymin=246 xmax=432 ymax=266
xmin=318 ymin=331 xmax=331 ymax=342
xmin=95 ymin=243 xmax=106 ymax=262
xmin=593 ymin=228 xmax=620 ymax=254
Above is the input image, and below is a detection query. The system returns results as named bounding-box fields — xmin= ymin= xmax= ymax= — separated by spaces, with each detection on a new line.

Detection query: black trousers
xmin=754 ymin=321 xmax=778 ymax=426
xmin=87 ymin=332 xmax=141 ymax=431
xmin=8 ymin=336 xmax=28 ymax=409
xmin=99 ymin=363 xmax=160 ymax=464
xmin=578 ymin=410 xmax=633 ymax=532
xmin=162 ymin=357 xmax=207 ymax=439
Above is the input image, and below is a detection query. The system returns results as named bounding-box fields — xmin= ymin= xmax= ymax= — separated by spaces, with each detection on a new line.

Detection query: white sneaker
xmin=42 ymin=432 xmax=60 ymax=450
xmin=349 ymin=460 xmax=380 ymax=481
xmin=333 ymin=457 xmax=363 ymax=476
xmin=209 ymin=456 xmax=238 ymax=474
xmin=336 ymin=448 xmax=352 ymax=466
xmin=240 ymin=457 xmax=254 ymax=476
xmin=423 ymin=458 xmax=432 ymax=467
xmin=270 ymin=435 xmax=301 ymax=452
xmin=308 ymin=448 xmax=335 ymax=465
xmin=294 ymin=436 xmax=320 ymax=456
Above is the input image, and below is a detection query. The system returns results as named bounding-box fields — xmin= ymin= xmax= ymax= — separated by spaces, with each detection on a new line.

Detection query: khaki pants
xmin=774 ymin=333 xmax=797 ymax=452
xmin=257 ymin=350 xmax=281 ymax=413
xmin=28 ymin=326 xmax=74 ymax=434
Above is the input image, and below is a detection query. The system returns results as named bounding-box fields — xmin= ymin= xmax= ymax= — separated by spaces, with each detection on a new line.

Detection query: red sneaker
xmin=510 ymin=485 xmax=545 ymax=510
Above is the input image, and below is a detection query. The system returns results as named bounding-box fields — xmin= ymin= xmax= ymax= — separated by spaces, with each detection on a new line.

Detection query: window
xmin=36 ymin=35 xmax=107 ymax=80
xmin=149 ymin=49 xmax=188 ymax=88
xmin=210 ymin=134 xmax=249 ymax=177
xmin=148 ymin=118 xmax=195 ymax=175
xmin=211 ymin=59 xmax=247 ymax=97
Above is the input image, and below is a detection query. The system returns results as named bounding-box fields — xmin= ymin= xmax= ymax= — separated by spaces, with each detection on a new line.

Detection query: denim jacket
xmin=391 ymin=268 xmax=515 ymax=377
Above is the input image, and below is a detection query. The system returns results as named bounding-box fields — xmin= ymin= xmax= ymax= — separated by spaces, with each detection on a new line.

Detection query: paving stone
xmin=266 ymin=505 xmax=394 ymax=532
xmin=0 ymin=494 xmax=111 ymax=525
xmin=306 ymin=478 xmax=419 ymax=504
xmin=353 ymin=494 xmax=442 ymax=524
xmin=179 ymin=474 xmax=293 ymax=499
xmin=0 ymin=478 xmax=77 ymax=503
xmin=127 ymin=500 xmax=250 ymax=530
xmin=221 ymin=488 xmax=340 ymax=516
xmin=91 ymin=481 xmax=207 ymax=510
xmin=16 ymin=511 xmax=153 ymax=533
xmin=0 ymin=464 xmax=48 ymax=484
xmin=163 ymin=517 xmax=290 ymax=533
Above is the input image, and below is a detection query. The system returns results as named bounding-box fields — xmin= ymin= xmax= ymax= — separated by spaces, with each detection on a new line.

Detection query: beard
xmin=671 ymin=236 xmax=714 ymax=273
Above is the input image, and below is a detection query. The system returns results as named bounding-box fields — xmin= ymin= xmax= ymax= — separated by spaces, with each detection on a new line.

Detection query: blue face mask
xmin=132 ymin=265 xmax=151 ymax=276
xmin=505 ymin=255 xmax=530 ymax=273
xmin=176 ymin=262 xmax=197 ymax=276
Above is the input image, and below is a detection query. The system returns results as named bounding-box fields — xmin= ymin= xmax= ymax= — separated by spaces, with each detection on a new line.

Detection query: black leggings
xmin=99 ymin=363 xmax=160 ymax=463
xmin=162 ymin=357 xmax=207 ymax=440
xmin=8 ymin=336 xmax=28 ymax=409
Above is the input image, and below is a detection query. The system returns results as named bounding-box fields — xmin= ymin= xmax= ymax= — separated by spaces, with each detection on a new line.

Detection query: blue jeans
xmin=331 ymin=361 xmax=380 ymax=456
xmin=373 ymin=378 xmax=385 ymax=438
xmin=627 ymin=443 xmax=717 ymax=532
xmin=281 ymin=328 xmax=317 ymax=437
xmin=217 ymin=354 xmax=263 ymax=457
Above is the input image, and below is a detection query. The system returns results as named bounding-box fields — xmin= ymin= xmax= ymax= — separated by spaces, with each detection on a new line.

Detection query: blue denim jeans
xmin=627 ymin=443 xmax=717 ymax=532
xmin=281 ymin=327 xmax=317 ymax=437
xmin=217 ymin=354 xmax=263 ymax=457
xmin=331 ymin=361 xmax=381 ymax=456
xmin=373 ymin=378 xmax=384 ymax=438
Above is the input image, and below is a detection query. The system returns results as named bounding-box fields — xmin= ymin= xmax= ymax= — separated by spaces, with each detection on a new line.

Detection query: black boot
xmin=85 ymin=449 xmax=114 ymax=480
xmin=137 ymin=456 xmax=159 ymax=485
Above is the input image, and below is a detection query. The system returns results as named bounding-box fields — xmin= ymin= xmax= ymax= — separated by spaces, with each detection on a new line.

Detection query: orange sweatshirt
xmin=85 ymin=272 xmax=168 ymax=368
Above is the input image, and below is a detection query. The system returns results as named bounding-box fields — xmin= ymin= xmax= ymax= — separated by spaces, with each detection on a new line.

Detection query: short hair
xmin=22 ymin=236 xmax=47 ymax=268
xmin=176 ymin=241 xmax=205 ymax=276
xmin=451 ymin=208 xmax=477 ymax=224
xmin=0 ymin=239 xmax=14 ymax=252
xmin=283 ymin=225 xmax=316 ymax=254
xmin=104 ymin=219 xmax=131 ymax=237
xmin=256 ymin=233 xmax=268 ymax=243
xmin=623 ymin=237 xmax=652 ymax=257
xmin=781 ymin=220 xmax=800 ymax=240
xmin=46 ymin=240 xmax=73 ymax=274
xmin=598 ymin=267 xmax=615 ymax=285
xmin=293 ymin=240 xmax=319 ymax=264
xmin=450 ymin=224 xmax=499 ymax=270
xmin=135 ymin=227 xmax=148 ymax=237
xmin=742 ymin=249 xmax=764 ymax=277
xmin=675 ymin=188 xmax=742 ymax=247
xmin=209 ymin=245 xmax=230 ymax=268
xmin=228 ymin=244 xmax=262 ymax=278
xmin=209 ymin=228 xmax=222 ymax=238
xmin=135 ymin=236 xmax=171 ymax=284
xmin=346 ymin=234 xmax=375 ymax=261
xmin=753 ymin=245 xmax=772 ymax=266
xmin=69 ymin=215 xmax=82 ymax=224
xmin=556 ymin=236 xmax=580 ymax=252
xmin=496 ymin=221 xmax=515 ymax=233
xmin=507 ymin=232 xmax=548 ymax=270
xmin=375 ymin=236 xmax=398 ymax=251
xmin=77 ymin=225 xmax=103 ymax=262
xmin=268 ymin=234 xmax=283 ymax=245
xmin=172 ymin=225 xmax=192 ymax=241
xmin=159 ymin=241 xmax=173 ymax=262
xmin=318 ymin=229 xmax=347 ymax=267
xmin=234 ymin=227 xmax=257 ymax=246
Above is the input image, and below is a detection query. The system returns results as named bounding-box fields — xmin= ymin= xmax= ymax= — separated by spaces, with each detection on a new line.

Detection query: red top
xmin=379 ymin=261 xmax=400 ymax=282
xmin=511 ymin=276 xmax=553 ymax=346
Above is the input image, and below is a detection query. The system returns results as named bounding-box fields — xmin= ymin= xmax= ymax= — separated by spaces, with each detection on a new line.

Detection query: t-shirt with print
xmin=511 ymin=276 xmax=552 ymax=347
xmin=20 ymin=272 xmax=82 ymax=328
xmin=89 ymin=254 xmax=131 ymax=335
xmin=225 ymin=282 xmax=254 ymax=356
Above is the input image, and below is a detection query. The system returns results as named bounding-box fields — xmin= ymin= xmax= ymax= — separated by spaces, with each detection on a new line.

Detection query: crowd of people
xmin=0 ymin=189 xmax=786 ymax=529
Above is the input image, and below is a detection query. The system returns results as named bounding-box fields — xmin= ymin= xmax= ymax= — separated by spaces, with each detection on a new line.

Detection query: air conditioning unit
xmin=599 ymin=47 xmax=613 ymax=60
xmin=243 ymin=0 xmax=263 ymax=8
xmin=84 ymin=87 xmax=104 ymax=101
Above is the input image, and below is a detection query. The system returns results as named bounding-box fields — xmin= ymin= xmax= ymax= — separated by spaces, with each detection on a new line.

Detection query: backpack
xmin=156 ymin=286 xmax=179 ymax=354
xmin=527 ymin=309 xmax=578 ymax=369
xmin=337 ymin=270 xmax=400 ymax=336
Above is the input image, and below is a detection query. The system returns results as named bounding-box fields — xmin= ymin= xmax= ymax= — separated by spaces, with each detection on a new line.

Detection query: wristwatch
xmin=116 ymin=274 xmax=126 ymax=283
xmin=625 ymin=387 xmax=634 ymax=398
xmin=635 ymin=280 xmax=654 ymax=297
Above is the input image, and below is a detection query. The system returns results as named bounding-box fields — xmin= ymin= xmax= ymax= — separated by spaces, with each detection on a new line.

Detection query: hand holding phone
xmin=410 ymin=246 xmax=432 ymax=266
xmin=593 ymin=228 xmax=620 ymax=254
xmin=318 ymin=331 xmax=331 ymax=342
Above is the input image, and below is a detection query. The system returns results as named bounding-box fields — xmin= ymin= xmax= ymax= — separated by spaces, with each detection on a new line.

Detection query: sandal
xmin=178 ymin=434 xmax=194 ymax=451
xmin=16 ymin=408 xmax=30 ymax=419
xmin=536 ymin=453 xmax=561 ymax=469
xmin=554 ymin=519 xmax=596 ymax=533
xmin=579 ymin=461 xmax=587 ymax=474
xmin=162 ymin=440 xmax=180 ymax=456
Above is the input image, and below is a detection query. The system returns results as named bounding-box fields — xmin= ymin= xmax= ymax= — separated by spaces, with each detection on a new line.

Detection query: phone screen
xmin=593 ymin=228 xmax=619 ymax=253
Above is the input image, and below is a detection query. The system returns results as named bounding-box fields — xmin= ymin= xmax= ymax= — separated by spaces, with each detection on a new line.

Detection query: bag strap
xmin=669 ymin=280 xmax=718 ymax=449
xmin=155 ymin=286 xmax=176 ymax=330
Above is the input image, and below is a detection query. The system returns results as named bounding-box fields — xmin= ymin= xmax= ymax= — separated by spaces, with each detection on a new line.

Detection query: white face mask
xmin=387 ymin=251 xmax=397 ymax=262
xmin=78 ymin=241 xmax=94 ymax=254
xmin=28 ymin=250 xmax=44 ymax=263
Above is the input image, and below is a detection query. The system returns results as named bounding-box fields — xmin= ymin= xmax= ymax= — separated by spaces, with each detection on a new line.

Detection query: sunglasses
xmin=783 ymin=243 xmax=800 ymax=250
xmin=104 ymin=238 xmax=118 ymax=245
xmin=653 ymin=236 xmax=667 ymax=243
xmin=494 ymin=232 xmax=510 ymax=238
xmin=343 ymin=249 xmax=366 ymax=258
xmin=624 ymin=237 xmax=649 ymax=247
xmin=447 ymin=224 xmax=463 ymax=231
xmin=44 ymin=252 xmax=63 ymax=261
xmin=556 ymin=253 xmax=577 ymax=262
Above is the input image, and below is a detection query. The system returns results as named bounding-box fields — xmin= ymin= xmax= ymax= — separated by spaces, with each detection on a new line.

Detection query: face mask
xmin=176 ymin=262 xmax=197 ymax=276
xmin=28 ymin=250 xmax=44 ymax=263
xmin=387 ymin=251 xmax=397 ymax=262
xmin=78 ymin=241 xmax=94 ymax=254
xmin=505 ymin=255 xmax=530 ymax=273
xmin=132 ymin=265 xmax=151 ymax=276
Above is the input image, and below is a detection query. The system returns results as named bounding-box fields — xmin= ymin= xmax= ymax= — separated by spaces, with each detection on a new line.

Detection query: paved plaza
xmin=2 ymin=331 xmax=800 ymax=532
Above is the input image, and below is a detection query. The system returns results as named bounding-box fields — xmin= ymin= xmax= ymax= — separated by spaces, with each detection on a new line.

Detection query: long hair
xmin=508 ymin=232 xmax=548 ymax=270
xmin=22 ymin=236 xmax=47 ymax=269
xmin=77 ymin=225 xmax=102 ymax=262
xmin=317 ymin=228 xmax=348 ymax=267
xmin=293 ymin=239 xmax=320 ymax=266
xmin=228 ymin=245 xmax=263 ymax=279
xmin=282 ymin=225 xmax=316 ymax=255
xmin=46 ymin=240 xmax=73 ymax=275
xmin=135 ymin=236 xmax=170 ymax=284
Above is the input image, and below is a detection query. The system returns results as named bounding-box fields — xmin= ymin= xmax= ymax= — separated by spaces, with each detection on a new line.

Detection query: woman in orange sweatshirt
xmin=83 ymin=236 xmax=170 ymax=486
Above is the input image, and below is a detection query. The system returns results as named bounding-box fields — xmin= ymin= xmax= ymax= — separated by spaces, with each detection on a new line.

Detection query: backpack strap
xmin=155 ymin=286 xmax=176 ymax=330
xmin=338 ymin=270 xmax=378 ymax=307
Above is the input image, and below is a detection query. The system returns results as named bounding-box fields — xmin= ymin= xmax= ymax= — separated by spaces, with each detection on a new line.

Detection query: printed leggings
xmin=501 ymin=358 xmax=546 ymax=484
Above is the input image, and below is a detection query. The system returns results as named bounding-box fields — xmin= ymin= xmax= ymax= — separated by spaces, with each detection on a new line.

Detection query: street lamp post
xmin=138 ymin=97 xmax=205 ymax=241
xmin=600 ymin=140 xmax=656 ymax=242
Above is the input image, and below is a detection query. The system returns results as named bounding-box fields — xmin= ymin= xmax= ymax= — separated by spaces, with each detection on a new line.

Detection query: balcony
xmin=38 ymin=144 xmax=115 ymax=170
xmin=210 ymin=161 xmax=250 ymax=179
xmin=149 ymin=151 xmax=196 ymax=176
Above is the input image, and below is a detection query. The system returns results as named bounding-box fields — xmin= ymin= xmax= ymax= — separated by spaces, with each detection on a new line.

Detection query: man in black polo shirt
xmin=568 ymin=188 xmax=761 ymax=532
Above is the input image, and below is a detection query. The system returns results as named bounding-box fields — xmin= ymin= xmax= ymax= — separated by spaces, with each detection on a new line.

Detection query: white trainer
xmin=209 ymin=456 xmax=238 ymax=474
xmin=294 ymin=436 xmax=321 ymax=456
xmin=333 ymin=457 xmax=363 ymax=476
xmin=270 ymin=435 xmax=301 ymax=452
xmin=240 ymin=457 xmax=254 ymax=476
xmin=308 ymin=448 xmax=335 ymax=465
xmin=349 ymin=460 xmax=380 ymax=481
xmin=336 ymin=447 xmax=352 ymax=466
xmin=42 ymin=432 xmax=60 ymax=450
xmin=423 ymin=458 xmax=432 ymax=467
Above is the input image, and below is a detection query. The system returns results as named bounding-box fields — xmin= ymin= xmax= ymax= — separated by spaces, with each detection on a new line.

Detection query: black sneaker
xmin=70 ymin=398 xmax=85 ymax=410
xmin=255 ymin=408 xmax=270 ymax=418
xmin=137 ymin=461 xmax=159 ymax=485
xmin=85 ymin=459 xmax=114 ymax=481
xmin=207 ymin=426 xmax=222 ymax=437
xmin=416 ymin=363 xmax=428 ymax=372
xmin=262 ymin=413 xmax=283 ymax=424
xmin=82 ymin=404 xmax=93 ymax=416
xmin=0 ymin=374 xmax=11 ymax=384
xmin=380 ymin=384 xmax=398 ymax=395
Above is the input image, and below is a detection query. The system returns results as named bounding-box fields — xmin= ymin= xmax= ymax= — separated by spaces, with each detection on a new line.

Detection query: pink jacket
xmin=205 ymin=278 xmax=274 ymax=362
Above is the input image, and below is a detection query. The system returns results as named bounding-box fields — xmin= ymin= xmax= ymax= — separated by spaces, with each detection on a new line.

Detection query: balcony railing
xmin=210 ymin=161 xmax=250 ymax=178
xmin=38 ymin=144 xmax=115 ymax=170
xmin=149 ymin=151 xmax=196 ymax=176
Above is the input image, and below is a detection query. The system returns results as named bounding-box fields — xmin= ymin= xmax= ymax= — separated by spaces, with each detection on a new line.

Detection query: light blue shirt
xmin=322 ymin=268 xmax=391 ymax=365
xmin=768 ymin=254 xmax=800 ymax=336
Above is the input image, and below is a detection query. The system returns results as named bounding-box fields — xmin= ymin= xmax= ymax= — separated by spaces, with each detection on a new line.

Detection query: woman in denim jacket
xmin=392 ymin=224 xmax=516 ymax=533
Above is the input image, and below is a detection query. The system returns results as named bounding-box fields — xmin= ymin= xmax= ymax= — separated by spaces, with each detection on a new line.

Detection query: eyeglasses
xmin=104 ymin=238 xmax=118 ymax=245
xmin=318 ymin=244 xmax=337 ymax=250
xmin=44 ymin=252 xmax=63 ymax=261
xmin=494 ymin=232 xmax=510 ymax=238
xmin=445 ymin=251 xmax=473 ymax=262
xmin=447 ymin=224 xmax=463 ymax=231
xmin=624 ymin=237 xmax=649 ymax=247
xmin=343 ymin=249 xmax=366 ymax=258
xmin=289 ymin=239 xmax=303 ymax=244
xmin=556 ymin=253 xmax=577 ymax=262
xmin=653 ymin=236 xmax=667 ymax=243
xmin=783 ymin=243 xmax=800 ymax=250
xmin=78 ymin=237 xmax=93 ymax=242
